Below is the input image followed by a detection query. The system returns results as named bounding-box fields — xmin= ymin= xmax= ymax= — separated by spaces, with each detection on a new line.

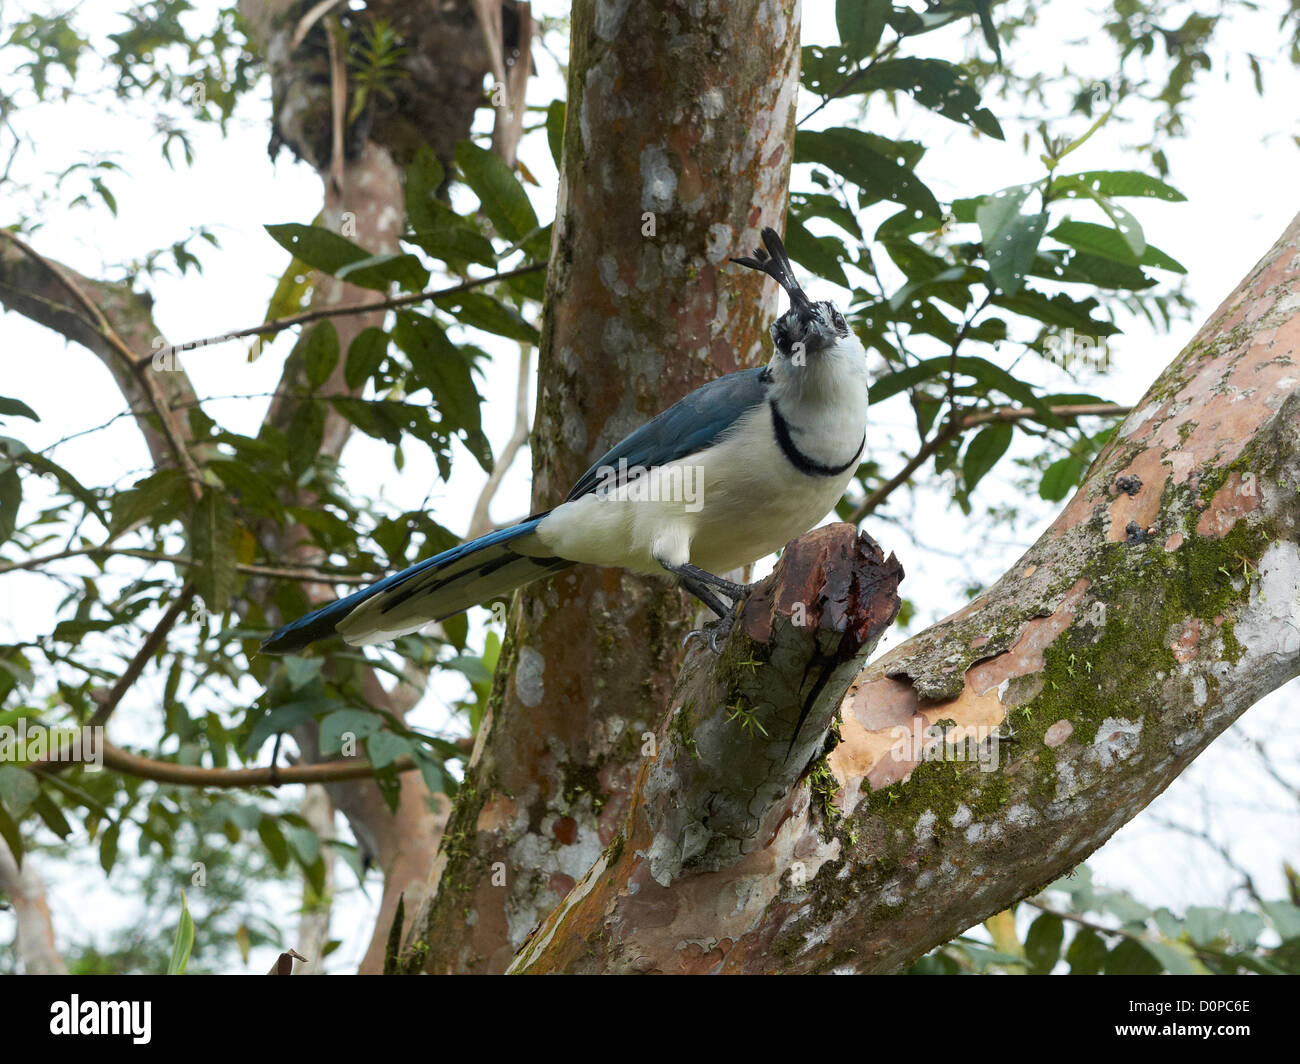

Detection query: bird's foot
xmin=682 ymin=601 xmax=740 ymax=654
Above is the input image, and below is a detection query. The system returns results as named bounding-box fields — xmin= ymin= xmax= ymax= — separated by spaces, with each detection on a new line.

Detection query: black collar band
xmin=769 ymin=400 xmax=863 ymax=478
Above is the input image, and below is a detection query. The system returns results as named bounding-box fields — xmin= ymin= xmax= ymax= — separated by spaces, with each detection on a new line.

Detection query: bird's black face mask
xmin=732 ymin=227 xmax=850 ymax=358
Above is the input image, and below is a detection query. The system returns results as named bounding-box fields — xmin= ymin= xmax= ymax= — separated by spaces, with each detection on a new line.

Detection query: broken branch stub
xmin=646 ymin=524 xmax=904 ymax=881
xmin=509 ymin=524 xmax=902 ymax=973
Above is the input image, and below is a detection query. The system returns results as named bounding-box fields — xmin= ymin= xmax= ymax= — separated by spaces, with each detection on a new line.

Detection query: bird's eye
xmin=832 ymin=308 xmax=845 ymax=329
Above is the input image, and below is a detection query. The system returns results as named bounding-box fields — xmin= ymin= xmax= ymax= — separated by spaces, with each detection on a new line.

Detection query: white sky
xmin=1 ymin=0 xmax=1297 ymax=971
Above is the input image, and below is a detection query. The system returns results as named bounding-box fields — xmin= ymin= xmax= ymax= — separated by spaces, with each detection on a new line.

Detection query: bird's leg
xmin=659 ymin=562 xmax=753 ymax=653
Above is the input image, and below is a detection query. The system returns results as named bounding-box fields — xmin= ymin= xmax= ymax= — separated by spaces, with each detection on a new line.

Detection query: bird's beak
xmin=731 ymin=227 xmax=815 ymax=319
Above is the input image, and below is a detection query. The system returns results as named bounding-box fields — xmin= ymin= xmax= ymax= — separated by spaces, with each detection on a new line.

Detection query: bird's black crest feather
xmin=730 ymin=226 xmax=813 ymax=315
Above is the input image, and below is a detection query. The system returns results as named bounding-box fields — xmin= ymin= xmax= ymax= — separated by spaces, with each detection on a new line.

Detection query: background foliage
xmin=2 ymin=0 xmax=1299 ymax=972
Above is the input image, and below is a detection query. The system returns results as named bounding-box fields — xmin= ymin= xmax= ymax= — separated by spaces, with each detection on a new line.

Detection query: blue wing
xmin=565 ymin=367 xmax=769 ymax=501
xmin=262 ymin=367 xmax=770 ymax=654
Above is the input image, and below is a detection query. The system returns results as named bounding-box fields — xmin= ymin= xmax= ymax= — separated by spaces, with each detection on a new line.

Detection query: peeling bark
xmin=515 ymin=211 xmax=1300 ymax=974
xmin=408 ymin=0 xmax=805 ymax=974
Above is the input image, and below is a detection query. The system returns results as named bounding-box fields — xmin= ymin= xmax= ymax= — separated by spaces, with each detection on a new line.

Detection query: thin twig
xmin=467 ymin=341 xmax=532 ymax=538
xmin=797 ymin=33 xmax=906 ymax=129
xmin=324 ymin=13 xmax=347 ymax=196
xmin=146 ymin=262 xmax=545 ymax=365
xmin=851 ymin=420 xmax=965 ymax=524
xmin=88 ymin=582 xmax=195 ymax=729
xmin=0 ymin=545 xmax=377 ymax=584
xmin=849 ymin=403 xmax=1131 ymax=523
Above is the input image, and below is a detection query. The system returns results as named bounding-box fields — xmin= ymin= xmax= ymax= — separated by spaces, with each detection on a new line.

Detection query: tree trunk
xmin=407 ymin=0 xmax=805 ymax=973
xmin=0 ymin=848 xmax=66 ymax=974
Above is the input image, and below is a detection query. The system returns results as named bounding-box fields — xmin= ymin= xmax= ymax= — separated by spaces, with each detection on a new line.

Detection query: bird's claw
xmin=682 ymin=608 xmax=738 ymax=653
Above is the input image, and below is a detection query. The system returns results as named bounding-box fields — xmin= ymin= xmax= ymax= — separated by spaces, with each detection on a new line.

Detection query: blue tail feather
xmin=260 ymin=516 xmax=566 ymax=654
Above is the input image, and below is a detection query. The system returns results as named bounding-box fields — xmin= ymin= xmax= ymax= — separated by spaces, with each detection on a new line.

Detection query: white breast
xmin=533 ymin=338 xmax=869 ymax=578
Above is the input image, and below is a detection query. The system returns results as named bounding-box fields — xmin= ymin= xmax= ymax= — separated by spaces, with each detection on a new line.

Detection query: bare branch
xmin=0 ymin=544 xmax=376 ymax=584
xmin=148 ymin=262 xmax=545 ymax=366
xmin=97 ymin=741 xmax=418 ymax=787
xmin=0 ymin=230 xmax=204 ymax=498
xmin=467 ymin=341 xmax=532 ymax=538
xmin=847 ymin=403 xmax=1132 ymax=523
xmin=88 ymin=581 xmax=194 ymax=729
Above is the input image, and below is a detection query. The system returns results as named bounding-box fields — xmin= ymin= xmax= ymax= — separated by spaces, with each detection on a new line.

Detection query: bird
xmin=261 ymin=227 xmax=869 ymax=656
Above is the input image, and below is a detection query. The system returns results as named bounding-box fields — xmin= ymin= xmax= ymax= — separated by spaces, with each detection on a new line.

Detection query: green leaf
xmin=344 ymin=327 xmax=389 ymax=390
xmin=1094 ymin=197 xmax=1145 ymax=258
xmin=0 ymin=763 xmax=39 ymax=816
xmin=1040 ymin=455 xmax=1085 ymax=501
xmin=258 ymin=816 xmax=290 ymax=870
xmin=0 ymin=397 xmax=39 ymax=421
xmin=264 ymin=223 xmax=370 ymax=276
xmin=1261 ymin=901 xmax=1300 ymax=940
xmin=439 ymin=292 xmax=539 ymax=344
xmin=285 ymin=825 xmax=320 ymax=866
xmin=1066 ymin=927 xmax=1108 ymax=974
xmin=0 ymin=465 xmax=20 ymax=544
xmin=99 ymin=820 xmax=120 ymax=874
xmin=412 ymin=748 xmax=447 ymax=795
xmin=189 ymin=489 xmax=236 ymax=615
xmin=1049 ymin=170 xmax=1186 ymax=202
xmin=991 ymin=287 xmax=1120 ymax=335
xmin=335 ymin=252 xmax=429 ymax=292
xmin=1024 ymin=913 xmax=1065 ymax=973
xmin=858 ymin=58 xmax=1003 ymax=139
xmin=791 ymin=192 xmax=863 ymax=240
xmin=283 ymin=656 xmax=323 ymax=690
xmin=1049 ymin=220 xmax=1185 ymax=272
xmin=31 ymin=792 xmax=72 ymax=839
xmin=244 ymin=698 xmax=340 ymax=754
xmin=973 ymin=0 xmax=1002 ymax=64
xmin=0 ymin=801 xmax=21 ymax=866
xmin=783 ymin=216 xmax=850 ymax=288
xmin=869 ymin=356 xmax=1051 ymax=422
xmin=796 ymin=127 xmax=940 ymax=219
xmin=1144 ymin=938 xmax=1208 ymax=975
xmin=1104 ymin=937 xmax=1162 ymax=975
xmin=976 ymin=186 xmax=1046 ymax=295
xmin=208 ymin=460 xmax=283 ymax=520
xmin=167 ymin=890 xmax=195 ymax=975
xmin=962 ymin=421 xmax=1013 ymax=494
xmin=302 ymin=321 xmax=340 ymax=390
xmin=836 ymin=0 xmax=889 ymax=61
xmin=546 ymin=99 xmax=565 ymax=168
xmin=454 ymin=140 xmax=538 ymax=243
xmin=404 ymin=144 xmax=446 ymax=232
xmin=392 ymin=312 xmax=490 ymax=470
xmin=18 ymin=450 xmax=108 ymax=527
xmin=407 ymin=225 xmax=498 ymax=268
xmin=288 ymin=400 xmax=326 ymax=478
xmin=110 ymin=468 xmax=187 ymax=535
xmin=320 ymin=709 xmax=383 ymax=754
xmin=1034 ymin=250 xmax=1154 ymax=291
xmin=800 ymin=45 xmax=857 ymax=97
xmin=260 ymin=251 xmax=314 ymax=334
xmin=366 ymin=730 xmax=414 ymax=769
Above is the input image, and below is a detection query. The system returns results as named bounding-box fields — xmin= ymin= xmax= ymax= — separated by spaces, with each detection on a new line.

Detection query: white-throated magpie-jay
xmin=261 ymin=227 xmax=868 ymax=655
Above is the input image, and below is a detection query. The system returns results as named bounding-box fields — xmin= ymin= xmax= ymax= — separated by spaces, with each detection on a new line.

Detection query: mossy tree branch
xmin=508 ymin=211 xmax=1300 ymax=974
